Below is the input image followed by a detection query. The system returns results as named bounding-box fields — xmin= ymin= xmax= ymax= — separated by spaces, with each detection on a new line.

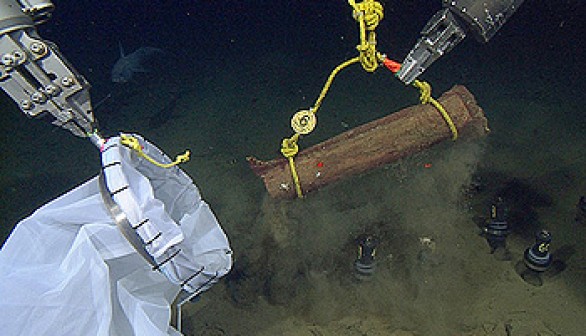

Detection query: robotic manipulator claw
xmin=0 ymin=0 xmax=101 ymax=142
xmin=396 ymin=0 xmax=525 ymax=85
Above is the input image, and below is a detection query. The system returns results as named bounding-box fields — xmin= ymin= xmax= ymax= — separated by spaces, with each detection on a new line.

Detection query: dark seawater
xmin=1 ymin=0 xmax=585 ymax=334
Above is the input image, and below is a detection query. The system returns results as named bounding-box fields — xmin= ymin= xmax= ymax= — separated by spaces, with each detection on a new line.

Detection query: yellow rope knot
xmin=120 ymin=134 xmax=190 ymax=168
xmin=413 ymin=80 xmax=431 ymax=104
xmin=280 ymin=135 xmax=299 ymax=158
xmin=412 ymin=80 xmax=458 ymax=141
xmin=348 ymin=0 xmax=384 ymax=73
xmin=280 ymin=134 xmax=303 ymax=198
xmin=356 ymin=32 xmax=379 ymax=72
xmin=349 ymin=0 xmax=383 ymax=31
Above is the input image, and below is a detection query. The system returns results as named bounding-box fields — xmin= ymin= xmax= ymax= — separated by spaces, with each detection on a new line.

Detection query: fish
xmin=111 ymin=42 xmax=164 ymax=83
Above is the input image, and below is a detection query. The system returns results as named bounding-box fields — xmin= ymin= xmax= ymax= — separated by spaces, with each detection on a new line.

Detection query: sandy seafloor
xmin=1 ymin=1 xmax=585 ymax=335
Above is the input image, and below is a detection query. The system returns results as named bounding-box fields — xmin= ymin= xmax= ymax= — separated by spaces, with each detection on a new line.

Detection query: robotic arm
xmin=396 ymin=0 xmax=525 ymax=85
xmin=0 ymin=0 xmax=100 ymax=142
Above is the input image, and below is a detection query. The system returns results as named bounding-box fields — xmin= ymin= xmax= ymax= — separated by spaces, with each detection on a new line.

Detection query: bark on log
xmin=247 ymin=85 xmax=489 ymax=199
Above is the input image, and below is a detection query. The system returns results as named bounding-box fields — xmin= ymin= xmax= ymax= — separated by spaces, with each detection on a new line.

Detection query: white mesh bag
xmin=0 ymin=134 xmax=232 ymax=335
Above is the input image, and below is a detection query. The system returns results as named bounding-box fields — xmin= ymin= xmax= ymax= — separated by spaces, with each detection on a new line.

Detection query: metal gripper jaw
xmin=0 ymin=0 xmax=96 ymax=137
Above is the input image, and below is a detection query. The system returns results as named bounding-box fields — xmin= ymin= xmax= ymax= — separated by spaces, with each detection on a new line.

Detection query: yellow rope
xmin=280 ymin=0 xmax=385 ymax=198
xmin=120 ymin=134 xmax=190 ymax=168
xmin=313 ymin=57 xmax=361 ymax=114
xmin=280 ymin=134 xmax=303 ymax=198
xmin=348 ymin=0 xmax=384 ymax=72
xmin=284 ymin=57 xmax=362 ymax=198
xmin=273 ymin=0 xmax=458 ymax=201
xmin=412 ymin=80 xmax=458 ymax=140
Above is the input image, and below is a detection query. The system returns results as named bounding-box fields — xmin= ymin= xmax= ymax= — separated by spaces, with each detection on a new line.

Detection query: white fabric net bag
xmin=0 ymin=134 xmax=232 ymax=335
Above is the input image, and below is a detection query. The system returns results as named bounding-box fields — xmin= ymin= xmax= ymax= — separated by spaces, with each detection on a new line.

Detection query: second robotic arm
xmin=396 ymin=0 xmax=525 ymax=85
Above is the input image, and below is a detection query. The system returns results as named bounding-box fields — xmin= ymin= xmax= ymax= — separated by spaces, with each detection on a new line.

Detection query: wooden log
xmin=247 ymin=85 xmax=489 ymax=199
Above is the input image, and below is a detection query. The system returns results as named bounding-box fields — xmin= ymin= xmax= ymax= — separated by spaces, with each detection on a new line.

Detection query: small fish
xmin=111 ymin=42 xmax=164 ymax=83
